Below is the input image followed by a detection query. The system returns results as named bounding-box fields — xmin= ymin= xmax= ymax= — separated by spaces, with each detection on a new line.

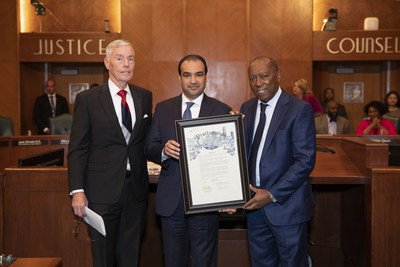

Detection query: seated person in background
xmin=315 ymin=100 xmax=350 ymax=134
xmin=356 ymin=100 xmax=397 ymax=135
xmin=292 ymin=78 xmax=324 ymax=114
xmin=33 ymin=79 xmax=69 ymax=134
xmin=385 ymin=91 xmax=400 ymax=118
xmin=321 ymin=87 xmax=348 ymax=118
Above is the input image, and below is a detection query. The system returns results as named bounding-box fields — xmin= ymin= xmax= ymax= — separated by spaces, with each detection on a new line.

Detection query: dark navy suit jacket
xmin=240 ymin=90 xmax=316 ymax=226
xmin=145 ymin=94 xmax=231 ymax=217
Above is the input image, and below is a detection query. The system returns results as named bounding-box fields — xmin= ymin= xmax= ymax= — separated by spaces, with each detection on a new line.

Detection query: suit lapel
xmin=199 ymin=94 xmax=211 ymax=117
xmin=245 ymin=98 xmax=258 ymax=156
xmin=129 ymin=85 xmax=142 ymax=143
xmin=97 ymin=84 xmax=126 ymax=143
xmin=176 ymin=95 xmax=184 ymax=119
xmin=262 ymin=91 xmax=289 ymax=153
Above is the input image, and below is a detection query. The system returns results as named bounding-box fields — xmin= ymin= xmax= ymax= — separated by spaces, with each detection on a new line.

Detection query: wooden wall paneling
xmin=120 ymin=0 xmax=152 ymax=91
xmin=249 ymin=0 xmax=312 ymax=93
xmin=20 ymin=63 xmax=46 ymax=135
xmin=217 ymin=230 xmax=251 ymax=267
xmin=0 ymin=1 xmax=19 ymax=134
xmin=204 ymin=0 xmax=248 ymax=110
xmin=20 ymin=0 xmax=121 ymax=33
xmin=185 ymin=0 xmax=247 ymax=108
xmin=53 ymin=63 xmax=107 ymax=114
xmin=149 ymin=0 xmax=185 ymax=105
xmin=3 ymin=169 xmax=92 ymax=267
xmin=248 ymin=0 xmax=281 ymax=100
xmin=185 ymin=0 xmax=218 ymax=61
xmin=312 ymin=0 xmax=400 ymax=31
xmin=371 ymin=168 xmax=400 ymax=267
xmin=389 ymin=61 xmax=400 ymax=94
xmin=279 ymin=0 xmax=313 ymax=92
xmin=340 ymin=184 xmax=368 ymax=266
xmin=207 ymin=61 xmax=247 ymax=111
xmin=308 ymin=185 xmax=344 ymax=267
xmin=249 ymin=0 xmax=281 ymax=62
xmin=138 ymin=185 xmax=163 ymax=267
xmin=123 ymin=0 xmax=178 ymax=111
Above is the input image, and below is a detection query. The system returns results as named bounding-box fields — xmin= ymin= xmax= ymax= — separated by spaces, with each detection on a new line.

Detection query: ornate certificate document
xmin=175 ymin=114 xmax=250 ymax=214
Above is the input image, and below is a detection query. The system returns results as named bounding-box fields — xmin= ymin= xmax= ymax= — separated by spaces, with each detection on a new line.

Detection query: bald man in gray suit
xmin=315 ymin=100 xmax=349 ymax=134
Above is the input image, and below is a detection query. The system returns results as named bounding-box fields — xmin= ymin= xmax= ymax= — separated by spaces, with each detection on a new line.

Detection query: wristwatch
xmin=269 ymin=192 xmax=277 ymax=203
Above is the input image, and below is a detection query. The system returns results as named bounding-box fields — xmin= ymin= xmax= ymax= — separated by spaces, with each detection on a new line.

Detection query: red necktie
xmin=117 ymin=90 xmax=132 ymax=133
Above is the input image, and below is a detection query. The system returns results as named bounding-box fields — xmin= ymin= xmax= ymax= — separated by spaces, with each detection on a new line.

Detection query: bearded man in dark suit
xmin=68 ymin=39 xmax=152 ymax=267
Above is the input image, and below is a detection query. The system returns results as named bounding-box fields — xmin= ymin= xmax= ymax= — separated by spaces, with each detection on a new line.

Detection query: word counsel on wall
xmin=313 ymin=30 xmax=400 ymax=61
xmin=327 ymin=37 xmax=400 ymax=54
xmin=20 ymin=32 xmax=121 ymax=62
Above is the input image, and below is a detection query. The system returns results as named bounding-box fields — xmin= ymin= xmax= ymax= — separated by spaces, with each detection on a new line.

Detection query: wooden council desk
xmin=0 ymin=135 xmax=69 ymax=171
xmin=1 ymin=136 xmax=400 ymax=266
xmin=10 ymin=257 xmax=62 ymax=267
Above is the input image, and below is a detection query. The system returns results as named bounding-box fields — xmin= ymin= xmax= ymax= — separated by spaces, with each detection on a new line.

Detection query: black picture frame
xmin=175 ymin=114 xmax=250 ymax=214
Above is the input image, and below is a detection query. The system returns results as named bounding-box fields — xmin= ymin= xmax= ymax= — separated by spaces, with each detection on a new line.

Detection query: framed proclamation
xmin=175 ymin=114 xmax=250 ymax=214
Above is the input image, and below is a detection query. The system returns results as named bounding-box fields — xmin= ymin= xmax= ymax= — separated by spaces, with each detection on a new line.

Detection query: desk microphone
xmin=316 ymin=144 xmax=336 ymax=154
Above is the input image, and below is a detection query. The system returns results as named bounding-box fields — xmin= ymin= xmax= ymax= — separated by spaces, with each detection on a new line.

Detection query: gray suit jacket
xmin=315 ymin=114 xmax=349 ymax=134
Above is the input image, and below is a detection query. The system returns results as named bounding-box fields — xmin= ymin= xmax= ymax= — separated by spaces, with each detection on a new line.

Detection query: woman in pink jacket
xmin=356 ymin=100 xmax=397 ymax=135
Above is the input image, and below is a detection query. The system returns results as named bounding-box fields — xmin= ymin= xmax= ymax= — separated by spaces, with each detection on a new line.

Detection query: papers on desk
xmin=83 ymin=207 xmax=106 ymax=237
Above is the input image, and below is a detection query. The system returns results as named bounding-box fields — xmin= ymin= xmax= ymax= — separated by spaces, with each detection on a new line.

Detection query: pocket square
xmin=143 ymin=114 xmax=149 ymax=118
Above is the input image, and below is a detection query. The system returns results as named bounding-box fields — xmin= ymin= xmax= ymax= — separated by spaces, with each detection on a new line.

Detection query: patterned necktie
xmin=182 ymin=102 xmax=195 ymax=119
xmin=50 ymin=95 xmax=56 ymax=117
xmin=249 ymin=103 xmax=267 ymax=186
xmin=117 ymin=90 xmax=132 ymax=133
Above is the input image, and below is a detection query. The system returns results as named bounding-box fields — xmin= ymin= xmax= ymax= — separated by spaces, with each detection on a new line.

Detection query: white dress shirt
xmin=253 ymin=88 xmax=282 ymax=187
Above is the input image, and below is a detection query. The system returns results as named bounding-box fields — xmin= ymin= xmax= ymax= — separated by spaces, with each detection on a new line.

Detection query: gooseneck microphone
xmin=316 ymin=144 xmax=336 ymax=154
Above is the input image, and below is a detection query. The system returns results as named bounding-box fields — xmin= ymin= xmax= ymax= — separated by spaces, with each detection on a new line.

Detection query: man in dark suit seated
xmin=68 ymin=39 xmax=153 ymax=267
xmin=33 ymin=79 xmax=70 ymax=134
xmin=145 ymin=54 xmax=231 ymax=267
xmin=241 ymin=56 xmax=316 ymax=266
xmin=315 ymin=100 xmax=350 ymax=134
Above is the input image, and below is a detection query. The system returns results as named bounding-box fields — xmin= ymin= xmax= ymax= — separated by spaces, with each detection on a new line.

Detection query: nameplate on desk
xmin=51 ymin=139 xmax=69 ymax=145
xmin=13 ymin=140 xmax=46 ymax=146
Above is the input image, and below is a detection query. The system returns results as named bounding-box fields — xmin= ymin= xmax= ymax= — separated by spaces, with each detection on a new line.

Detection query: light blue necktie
xmin=182 ymin=102 xmax=194 ymax=119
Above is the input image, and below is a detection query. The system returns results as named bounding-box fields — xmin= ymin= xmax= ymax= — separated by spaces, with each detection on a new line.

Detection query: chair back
xmin=0 ymin=116 xmax=15 ymax=136
xmin=49 ymin=113 xmax=73 ymax=135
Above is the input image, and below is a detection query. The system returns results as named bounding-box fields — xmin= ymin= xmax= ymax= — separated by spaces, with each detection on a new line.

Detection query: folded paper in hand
xmin=84 ymin=207 xmax=106 ymax=237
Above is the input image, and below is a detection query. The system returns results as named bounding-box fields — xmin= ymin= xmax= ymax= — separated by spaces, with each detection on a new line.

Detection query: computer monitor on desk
xmin=18 ymin=148 xmax=64 ymax=167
